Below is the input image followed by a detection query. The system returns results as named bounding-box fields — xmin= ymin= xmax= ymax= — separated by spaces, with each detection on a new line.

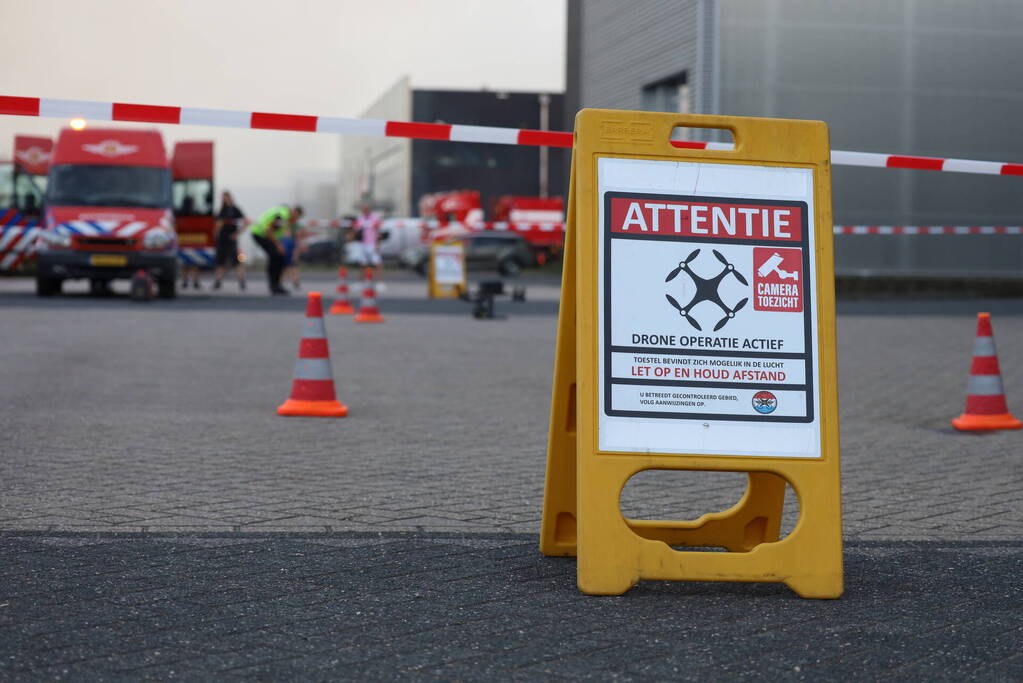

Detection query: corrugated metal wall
xmin=719 ymin=0 xmax=1023 ymax=276
xmin=568 ymin=0 xmax=1023 ymax=277
xmin=572 ymin=1 xmax=703 ymax=115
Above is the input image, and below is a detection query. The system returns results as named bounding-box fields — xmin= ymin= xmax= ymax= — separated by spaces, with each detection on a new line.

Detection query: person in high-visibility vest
xmin=250 ymin=204 xmax=303 ymax=295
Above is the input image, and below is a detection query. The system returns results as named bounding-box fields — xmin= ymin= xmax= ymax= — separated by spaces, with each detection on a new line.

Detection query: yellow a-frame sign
xmin=540 ymin=110 xmax=843 ymax=598
xmin=428 ymin=240 xmax=467 ymax=299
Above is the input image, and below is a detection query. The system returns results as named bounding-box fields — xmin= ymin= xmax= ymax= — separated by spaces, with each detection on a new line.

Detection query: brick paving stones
xmin=1 ymin=273 xmax=1021 ymax=678
xmin=0 ymin=534 xmax=1019 ymax=680
xmin=1 ymin=276 xmax=1020 ymax=540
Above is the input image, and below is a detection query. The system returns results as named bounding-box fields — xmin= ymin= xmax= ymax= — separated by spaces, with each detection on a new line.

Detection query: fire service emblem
xmin=82 ymin=140 xmax=139 ymax=158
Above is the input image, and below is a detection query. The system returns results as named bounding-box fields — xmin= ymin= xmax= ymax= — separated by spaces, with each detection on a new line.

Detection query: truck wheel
xmin=36 ymin=276 xmax=61 ymax=297
xmin=498 ymin=257 xmax=522 ymax=277
xmin=158 ymin=279 xmax=177 ymax=299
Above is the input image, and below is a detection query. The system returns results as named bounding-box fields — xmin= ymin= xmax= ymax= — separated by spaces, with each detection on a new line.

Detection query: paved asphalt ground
xmin=1 ymin=269 xmax=1021 ymax=680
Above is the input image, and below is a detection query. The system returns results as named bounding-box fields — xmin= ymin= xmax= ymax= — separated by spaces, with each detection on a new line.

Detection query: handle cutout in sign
xmin=618 ymin=469 xmax=802 ymax=551
xmin=670 ymin=125 xmax=735 ymax=148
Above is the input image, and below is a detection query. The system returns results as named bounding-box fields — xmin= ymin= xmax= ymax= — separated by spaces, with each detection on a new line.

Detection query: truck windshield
xmin=46 ymin=164 xmax=171 ymax=209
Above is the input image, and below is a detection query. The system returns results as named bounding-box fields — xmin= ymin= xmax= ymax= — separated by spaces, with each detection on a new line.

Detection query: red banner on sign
xmin=609 ymin=196 xmax=803 ymax=242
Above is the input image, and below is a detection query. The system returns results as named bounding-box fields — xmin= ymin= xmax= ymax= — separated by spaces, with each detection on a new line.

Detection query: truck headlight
xmin=143 ymin=228 xmax=172 ymax=249
xmin=41 ymin=231 xmax=72 ymax=248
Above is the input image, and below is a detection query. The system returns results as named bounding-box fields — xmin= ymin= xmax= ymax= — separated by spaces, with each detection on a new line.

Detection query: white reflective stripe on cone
xmin=301 ymin=318 xmax=328 ymax=339
xmin=972 ymin=336 xmax=996 ymax=357
xmin=292 ymin=357 xmax=333 ymax=380
xmin=967 ymin=374 xmax=1005 ymax=396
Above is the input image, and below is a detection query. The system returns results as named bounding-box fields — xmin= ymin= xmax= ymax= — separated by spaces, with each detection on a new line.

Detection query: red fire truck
xmin=418 ymin=190 xmax=565 ymax=263
xmin=0 ymin=136 xmax=52 ymax=271
xmin=171 ymin=141 xmax=216 ymax=271
xmin=418 ymin=190 xmax=485 ymax=224
xmin=490 ymin=195 xmax=564 ymax=259
xmin=12 ymin=135 xmax=52 ymax=216
xmin=35 ymin=128 xmax=178 ymax=297
xmin=491 ymin=195 xmax=563 ymax=225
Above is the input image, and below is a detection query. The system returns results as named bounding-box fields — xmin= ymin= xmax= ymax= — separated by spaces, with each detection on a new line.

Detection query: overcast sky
xmin=1 ymin=0 xmax=566 ymax=216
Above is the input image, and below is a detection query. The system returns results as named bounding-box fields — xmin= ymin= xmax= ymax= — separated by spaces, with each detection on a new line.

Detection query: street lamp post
xmin=538 ymin=94 xmax=550 ymax=199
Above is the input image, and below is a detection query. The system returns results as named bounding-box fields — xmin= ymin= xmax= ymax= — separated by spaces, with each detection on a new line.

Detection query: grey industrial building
xmin=566 ymin=0 xmax=1023 ymax=277
xmin=339 ymin=78 xmax=566 ymax=219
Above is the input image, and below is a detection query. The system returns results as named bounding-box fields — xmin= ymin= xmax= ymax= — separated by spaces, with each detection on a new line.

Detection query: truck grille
xmin=75 ymin=236 xmax=136 ymax=249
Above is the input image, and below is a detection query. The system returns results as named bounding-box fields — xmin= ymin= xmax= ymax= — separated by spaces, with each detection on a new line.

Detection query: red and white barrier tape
xmin=313 ymin=221 xmax=1023 ymax=235
xmin=0 ymin=96 xmax=570 ymax=151
xmin=436 ymin=223 xmax=1023 ymax=236
xmin=3 ymin=95 xmax=1022 ymax=177
xmin=833 ymin=225 xmax=1022 ymax=235
xmin=299 ymin=219 xmax=346 ymax=228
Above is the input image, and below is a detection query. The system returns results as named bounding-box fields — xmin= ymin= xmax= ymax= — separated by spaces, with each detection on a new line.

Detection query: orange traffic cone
xmin=354 ymin=268 xmax=385 ymax=323
xmin=951 ymin=312 xmax=1020 ymax=431
xmin=328 ymin=266 xmax=355 ymax=315
xmin=277 ymin=292 xmax=349 ymax=417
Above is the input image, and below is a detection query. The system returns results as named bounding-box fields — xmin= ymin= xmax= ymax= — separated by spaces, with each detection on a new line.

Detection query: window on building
xmin=642 ymin=73 xmax=691 ymax=139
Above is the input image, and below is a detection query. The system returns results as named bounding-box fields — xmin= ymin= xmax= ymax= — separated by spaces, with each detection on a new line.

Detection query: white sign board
xmin=597 ymin=157 xmax=821 ymax=458
xmin=432 ymin=243 xmax=465 ymax=285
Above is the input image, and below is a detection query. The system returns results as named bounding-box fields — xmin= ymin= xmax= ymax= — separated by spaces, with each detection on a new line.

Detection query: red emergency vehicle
xmin=418 ymin=191 xmax=565 ymax=264
xmin=12 ymin=135 xmax=52 ymax=216
xmin=491 ymin=195 xmax=563 ymax=225
xmin=0 ymin=136 xmax=52 ymax=271
xmin=491 ymin=195 xmax=564 ymax=258
xmin=170 ymin=142 xmax=216 ymax=268
xmin=35 ymin=128 xmax=178 ymax=297
xmin=418 ymin=190 xmax=484 ymax=224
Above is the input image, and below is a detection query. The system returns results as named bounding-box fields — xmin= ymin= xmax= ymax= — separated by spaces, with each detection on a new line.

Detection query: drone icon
xmin=664 ymin=248 xmax=749 ymax=331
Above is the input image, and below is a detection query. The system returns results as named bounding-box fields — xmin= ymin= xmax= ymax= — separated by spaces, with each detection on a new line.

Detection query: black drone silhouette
xmin=664 ymin=248 xmax=749 ymax=331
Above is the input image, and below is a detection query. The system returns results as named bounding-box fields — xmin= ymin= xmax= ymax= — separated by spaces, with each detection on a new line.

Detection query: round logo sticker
xmin=752 ymin=390 xmax=777 ymax=414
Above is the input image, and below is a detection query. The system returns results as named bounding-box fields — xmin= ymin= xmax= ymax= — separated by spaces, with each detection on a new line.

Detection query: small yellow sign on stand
xmin=428 ymin=241 xmax=466 ymax=299
xmin=540 ymin=109 xmax=842 ymax=598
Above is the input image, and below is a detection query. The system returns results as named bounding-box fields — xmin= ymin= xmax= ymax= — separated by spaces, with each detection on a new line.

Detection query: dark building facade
xmin=339 ymin=80 xmax=566 ymax=218
xmin=412 ymin=90 xmax=567 ymax=217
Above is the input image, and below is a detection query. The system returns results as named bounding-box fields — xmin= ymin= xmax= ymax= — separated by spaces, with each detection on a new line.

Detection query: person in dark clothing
xmin=213 ymin=191 xmax=247 ymax=290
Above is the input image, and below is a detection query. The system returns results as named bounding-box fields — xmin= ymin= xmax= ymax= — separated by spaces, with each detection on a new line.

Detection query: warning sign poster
xmin=597 ymin=157 xmax=822 ymax=458
xmin=432 ymin=243 xmax=465 ymax=285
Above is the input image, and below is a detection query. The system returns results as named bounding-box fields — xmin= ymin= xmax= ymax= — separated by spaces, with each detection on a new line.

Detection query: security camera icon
xmin=757 ymin=252 xmax=799 ymax=281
